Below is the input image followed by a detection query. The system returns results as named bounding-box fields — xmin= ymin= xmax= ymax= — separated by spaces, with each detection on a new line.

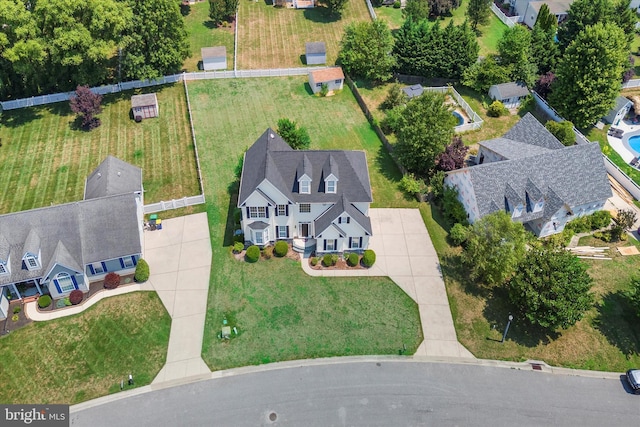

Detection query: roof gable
xmin=84 ymin=156 xmax=142 ymax=200
xmin=503 ymin=113 xmax=564 ymax=150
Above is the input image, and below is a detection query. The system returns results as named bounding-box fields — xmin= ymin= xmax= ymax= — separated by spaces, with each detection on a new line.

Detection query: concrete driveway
xmin=143 ymin=213 xmax=212 ymax=384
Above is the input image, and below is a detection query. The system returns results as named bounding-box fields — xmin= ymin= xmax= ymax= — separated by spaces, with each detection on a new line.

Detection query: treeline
xmin=0 ymin=0 xmax=189 ymax=99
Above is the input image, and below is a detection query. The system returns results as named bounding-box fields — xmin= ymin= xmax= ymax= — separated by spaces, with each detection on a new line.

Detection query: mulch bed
xmin=233 ymin=242 xmax=300 ymax=262
xmin=308 ymin=255 xmax=367 ymax=270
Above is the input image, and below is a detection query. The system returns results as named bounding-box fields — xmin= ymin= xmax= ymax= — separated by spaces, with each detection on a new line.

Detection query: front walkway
xmin=143 ymin=213 xmax=212 ymax=384
xmin=301 ymin=208 xmax=474 ymax=359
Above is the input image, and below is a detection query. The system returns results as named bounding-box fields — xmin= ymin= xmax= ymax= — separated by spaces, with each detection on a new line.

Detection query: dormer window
xmin=533 ymin=198 xmax=544 ymax=213
xmin=326 ymin=180 xmax=336 ymax=193
xmin=24 ymin=254 xmax=40 ymax=270
xmin=0 ymin=263 xmax=7 ymax=275
xmin=512 ymin=205 xmax=523 ymax=218
xmin=300 ymin=179 xmax=311 ymax=194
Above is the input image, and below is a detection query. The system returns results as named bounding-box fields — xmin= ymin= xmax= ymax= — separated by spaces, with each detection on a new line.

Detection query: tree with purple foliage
xmin=70 ymin=85 xmax=103 ymax=130
xmin=623 ymin=55 xmax=635 ymax=83
xmin=533 ymin=72 xmax=555 ymax=100
xmin=436 ymin=136 xmax=468 ymax=172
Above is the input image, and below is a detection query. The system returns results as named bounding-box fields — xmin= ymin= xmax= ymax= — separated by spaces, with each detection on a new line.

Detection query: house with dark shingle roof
xmin=238 ymin=129 xmax=372 ymax=253
xmin=0 ymin=157 xmax=144 ymax=319
xmin=445 ymin=113 xmax=611 ymax=237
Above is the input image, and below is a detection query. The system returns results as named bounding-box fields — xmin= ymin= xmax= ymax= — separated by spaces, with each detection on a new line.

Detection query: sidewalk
xmin=302 ymin=208 xmax=474 ymax=359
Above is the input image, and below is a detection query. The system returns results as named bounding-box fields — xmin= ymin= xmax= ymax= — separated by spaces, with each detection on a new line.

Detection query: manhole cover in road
xmin=376 ymin=363 xmax=381 ymax=367
xmin=269 ymin=412 xmax=277 ymax=422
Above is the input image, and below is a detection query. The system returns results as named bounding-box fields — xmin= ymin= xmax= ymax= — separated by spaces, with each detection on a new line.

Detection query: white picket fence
xmin=365 ymin=0 xmax=377 ymax=20
xmin=490 ymin=3 xmax=520 ymax=27
xmin=0 ymin=67 xmax=330 ymax=111
xmin=622 ymin=79 xmax=640 ymax=89
xmin=144 ymin=194 xmax=206 ymax=214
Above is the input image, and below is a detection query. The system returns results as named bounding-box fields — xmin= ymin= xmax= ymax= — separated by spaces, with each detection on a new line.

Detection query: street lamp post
xmin=501 ymin=314 xmax=513 ymax=343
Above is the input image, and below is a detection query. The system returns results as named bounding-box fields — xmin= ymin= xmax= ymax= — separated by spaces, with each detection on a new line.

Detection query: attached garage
xmin=131 ymin=93 xmax=159 ymax=121
xmin=201 ymin=46 xmax=227 ymax=71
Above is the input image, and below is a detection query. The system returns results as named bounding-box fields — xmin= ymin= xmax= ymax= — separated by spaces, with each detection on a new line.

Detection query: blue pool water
xmin=452 ymin=111 xmax=464 ymax=126
xmin=629 ymin=135 xmax=640 ymax=153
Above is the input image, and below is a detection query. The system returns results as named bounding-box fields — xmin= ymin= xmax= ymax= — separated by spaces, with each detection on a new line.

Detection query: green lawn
xmin=375 ymin=5 xmax=404 ymax=30
xmin=0 ymin=292 xmax=171 ymax=404
xmin=183 ymin=1 xmax=235 ymax=71
xmin=0 ymin=84 xmax=200 ymax=214
xmin=236 ymin=0 xmax=371 ymax=69
xmin=188 ymin=77 xmax=423 ymax=370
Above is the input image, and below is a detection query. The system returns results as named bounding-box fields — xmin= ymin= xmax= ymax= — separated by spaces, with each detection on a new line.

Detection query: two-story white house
xmin=444 ymin=113 xmax=612 ymax=237
xmin=238 ymin=129 xmax=373 ymax=253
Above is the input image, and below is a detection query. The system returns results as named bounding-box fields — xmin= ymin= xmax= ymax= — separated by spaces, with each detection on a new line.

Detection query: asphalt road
xmin=71 ymin=360 xmax=637 ymax=427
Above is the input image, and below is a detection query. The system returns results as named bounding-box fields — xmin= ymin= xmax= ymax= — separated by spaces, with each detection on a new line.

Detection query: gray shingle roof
xmin=490 ymin=82 xmax=529 ymax=99
xmin=131 ymin=93 xmax=157 ymax=109
xmin=84 ymin=155 xmax=142 ymax=200
xmin=238 ymin=128 xmax=372 ymax=206
xmin=305 ymin=42 xmax=326 ymax=55
xmin=503 ymin=113 xmax=564 ymax=150
xmin=604 ymin=96 xmax=632 ymax=123
xmin=463 ymin=142 xmax=611 ymax=221
xmin=201 ymin=46 xmax=226 ymax=59
xmin=314 ymin=194 xmax=372 ymax=237
xmin=402 ymin=84 xmax=425 ymax=99
xmin=480 ymin=137 xmax=554 ymax=160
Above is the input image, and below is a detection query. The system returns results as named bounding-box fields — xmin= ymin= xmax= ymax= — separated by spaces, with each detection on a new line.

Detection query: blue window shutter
xmin=334 ymin=239 xmax=337 ymax=249
xmin=265 ymin=206 xmax=269 ymax=218
xmin=323 ymin=240 xmax=326 ymax=251
xmin=275 ymin=206 xmax=279 ymax=217
xmin=338 ymin=217 xmax=341 ymax=224
xmin=246 ymin=207 xmax=250 ymax=217
xmin=286 ymin=226 xmax=289 ymax=238
xmin=53 ymin=280 xmax=62 ymax=294
xmin=119 ymin=258 xmax=125 ymax=268
xmin=88 ymin=264 xmax=95 ymax=275
xmin=348 ymin=237 xmax=352 ymax=247
xmin=359 ymin=237 xmax=363 ymax=248
xmin=101 ymin=262 xmax=107 ymax=272
xmin=347 ymin=217 xmax=350 ymax=224
xmin=285 ymin=205 xmax=289 ymax=216
xmin=132 ymin=256 xmax=137 ymax=266
xmin=71 ymin=275 xmax=78 ymax=290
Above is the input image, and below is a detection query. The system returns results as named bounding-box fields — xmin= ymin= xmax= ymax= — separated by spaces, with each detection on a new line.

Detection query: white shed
xmin=603 ymin=96 xmax=633 ymax=125
xmin=305 ymin=42 xmax=326 ymax=65
xmin=131 ymin=93 xmax=159 ymax=121
xmin=309 ymin=67 xmax=345 ymax=94
xmin=488 ymin=82 xmax=529 ymax=109
xmin=201 ymin=46 xmax=227 ymax=71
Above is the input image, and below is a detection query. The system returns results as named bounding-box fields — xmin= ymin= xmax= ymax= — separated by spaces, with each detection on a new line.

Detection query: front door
xmin=299 ymin=223 xmax=310 ymax=238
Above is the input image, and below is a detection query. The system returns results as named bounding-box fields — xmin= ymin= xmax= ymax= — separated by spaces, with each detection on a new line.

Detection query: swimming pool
xmin=629 ymin=135 xmax=640 ymax=154
xmin=452 ymin=111 xmax=464 ymax=126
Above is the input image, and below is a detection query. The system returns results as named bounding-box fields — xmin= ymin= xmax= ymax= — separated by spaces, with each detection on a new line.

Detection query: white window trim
xmin=255 ymin=231 xmax=264 ymax=245
xmin=25 ymin=256 xmax=39 ymax=270
xmin=55 ymin=273 xmax=75 ymax=293
xmin=277 ymin=205 xmax=287 ymax=216
xmin=300 ymin=180 xmax=311 ymax=194
xmin=249 ymin=206 xmax=267 ymax=218
xmin=0 ymin=263 xmax=7 ymax=275
xmin=350 ymin=238 xmax=361 ymax=249
xmin=326 ymin=239 xmax=336 ymax=251
xmin=277 ymin=226 xmax=288 ymax=239
xmin=326 ymin=180 xmax=336 ymax=193
xmin=93 ymin=263 xmax=104 ymax=274
xmin=123 ymin=257 xmax=134 ymax=268
xmin=299 ymin=203 xmax=311 ymax=213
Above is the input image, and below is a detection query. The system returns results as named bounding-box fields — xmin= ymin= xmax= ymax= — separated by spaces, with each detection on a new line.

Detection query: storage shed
xmin=309 ymin=67 xmax=344 ymax=94
xmin=305 ymin=42 xmax=326 ymax=65
xmin=603 ymin=96 xmax=633 ymax=125
xmin=201 ymin=46 xmax=227 ymax=71
xmin=488 ymin=82 xmax=530 ymax=109
xmin=131 ymin=93 xmax=158 ymax=121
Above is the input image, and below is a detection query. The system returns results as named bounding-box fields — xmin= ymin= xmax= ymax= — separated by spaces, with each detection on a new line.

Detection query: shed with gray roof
xmin=201 ymin=46 xmax=227 ymax=71
xmin=305 ymin=42 xmax=326 ymax=65
xmin=131 ymin=93 xmax=158 ymax=120
xmin=489 ymin=82 xmax=529 ymax=109
xmin=603 ymin=96 xmax=632 ymax=125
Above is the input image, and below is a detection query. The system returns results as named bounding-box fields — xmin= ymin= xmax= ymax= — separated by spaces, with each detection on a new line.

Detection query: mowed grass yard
xmin=0 ymin=84 xmax=200 ymax=214
xmin=183 ymin=1 xmax=235 ymax=71
xmin=236 ymin=0 xmax=371 ymax=69
xmin=0 ymin=292 xmax=171 ymax=404
xmin=188 ymin=77 xmax=423 ymax=370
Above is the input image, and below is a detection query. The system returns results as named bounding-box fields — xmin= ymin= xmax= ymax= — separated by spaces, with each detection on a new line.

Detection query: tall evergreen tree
xmin=534 ymin=3 xmax=556 ymax=32
xmin=530 ymin=18 xmax=559 ymax=75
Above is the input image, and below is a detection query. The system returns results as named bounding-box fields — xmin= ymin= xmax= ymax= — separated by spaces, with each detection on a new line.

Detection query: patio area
xmin=607 ymin=119 xmax=640 ymax=164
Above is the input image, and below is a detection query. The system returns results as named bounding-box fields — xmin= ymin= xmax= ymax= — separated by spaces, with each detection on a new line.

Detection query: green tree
xmin=321 ymin=0 xmax=349 ymax=15
xmin=403 ymin=0 xmax=431 ymax=22
xmin=277 ymin=118 xmax=311 ymax=150
xmin=394 ymin=91 xmax=456 ymax=177
xmin=338 ymin=20 xmax=395 ymax=82
xmin=461 ymin=55 xmax=511 ymax=92
xmin=466 ymin=0 xmax=491 ymax=31
xmin=545 ymin=120 xmax=575 ymax=146
xmin=530 ymin=22 xmax=559 ymax=75
xmin=120 ymin=0 xmax=189 ymax=81
xmin=508 ymin=247 xmax=594 ymax=330
xmin=627 ymin=276 xmax=640 ymax=318
xmin=614 ymin=208 xmax=637 ymax=231
xmin=534 ymin=3 xmax=556 ymax=32
xmin=549 ymin=23 xmax=628 ymax=129
xmin=462 ymin=211 xmax=528 ymax=286
xmin=208 ymin=0 xmax=237 ymax=25
xmin=497 ymin=25 xmax=536 ymax=85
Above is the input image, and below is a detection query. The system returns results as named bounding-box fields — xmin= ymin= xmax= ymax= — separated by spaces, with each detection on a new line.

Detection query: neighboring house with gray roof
xmin=238 ymin=129 xmax=372 ymax=253
xmin=445 ymin=113 xmax=611 ymax=237
xmin=0 ymin=157 xmax=144 ymax=319
xmin=402 ymin=84 xmax=425 ymax=99
xmin=488 ymin=82 xmax=529 ymax=109
xmin=603 ymin=96 xmax=632 ymax=126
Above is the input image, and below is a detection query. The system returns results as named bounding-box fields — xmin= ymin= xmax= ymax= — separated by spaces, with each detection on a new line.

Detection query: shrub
xmin=591 ymin=210 xmax=612 ymax=229
xmin=449 ymin=223 xmax=469 ymax=246
xmin=64 ymin=297 xmax=72 ymax=306
xmin=11 ymin=314 xmax=18 ymax=322
xmin=38 ymin=295 xmax=52 ymax=309
xmin=323 ymin=254 xmax=336 ymax=267
xmin=331 ymin=254 xmax=339 ymax=265
xmin=320 ymin=83 xmax=329 ymax=97
xmin=262 ymin=246 xmax=273 ymax=260
xmin=362 ymin=249 xmax=376 ymax=267
xmin=13 ymin=306 xmax=21 ymax=314
xmin=245 ymin=245 xmax=260 ymax=262
xmin=545 ymin=120 xmax=575 ymax=146
xmin=69 ymin=290 xmax=84 ymax=305
xmin=393 ymin=1 xmax=400 ymax=7
xmin=103 ymin=272 xmax=121 ymax=289
xmin=233 ymin=241 xmax=244 ymax=253
xmin=486 ymin=100 xmax=508 ymax=117
xmin=347 ymin=253 xmax=359 ymax=267
xmin=399 ymin=174 xmax=423 ymax=195
xmin=380 ymin=106 xmax=403 ymax=135
xmin=310 ymin=257 xmax=319 ymax=266
xmin=134 ymin=258 xmax=150 ymax=283
xmin=442 ymin=185 xmax=469 ymax=226
xmin=380 ymin=84 xmax=407 ymax=110
xmin=274 ymin=241 xmax=289 ymax=257
xmin=233 ymin=233 xmax=245 ymax=243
